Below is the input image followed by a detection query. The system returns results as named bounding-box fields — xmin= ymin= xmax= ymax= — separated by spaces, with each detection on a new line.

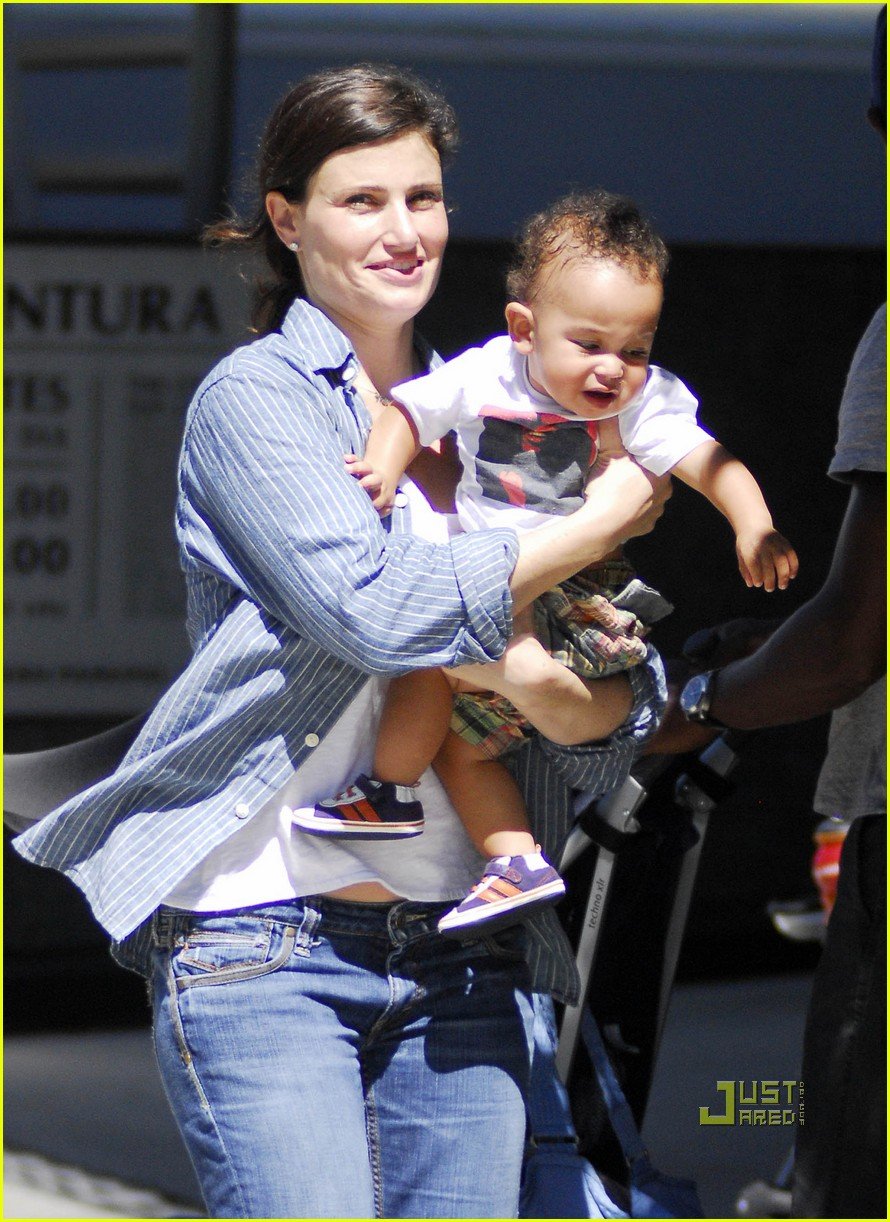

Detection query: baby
xmin=295 ymin=189 xmax=798 ymax=936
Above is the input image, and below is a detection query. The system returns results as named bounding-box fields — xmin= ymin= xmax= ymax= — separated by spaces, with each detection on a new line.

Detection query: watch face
xmin=681 ymin=673 xmax=709 ymax=718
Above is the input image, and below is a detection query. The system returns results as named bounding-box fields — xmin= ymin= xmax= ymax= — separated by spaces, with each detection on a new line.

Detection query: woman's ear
xmin=265 ymin=191 xmax=301 ymax=249
xmin=505 ymin=301 xmax=535 ymax=353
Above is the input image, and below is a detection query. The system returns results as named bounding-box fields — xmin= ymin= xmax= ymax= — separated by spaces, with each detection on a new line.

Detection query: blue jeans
xmin=151 ymin=896 xmax=534 ymax=1218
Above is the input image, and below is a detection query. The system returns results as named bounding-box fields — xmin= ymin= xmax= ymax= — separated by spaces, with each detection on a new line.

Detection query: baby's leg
xmin=293 ymin=669 xmax=449 ymax=840
xmin=374 ymin=668 xmax=453 ymax=784
xmin=433 ymin=730 xmax=536 ymax=859
xmin=450 ymin=608 xmax=633 ymax=746
xmin=434 ymin=728 xmax=565 ymax=937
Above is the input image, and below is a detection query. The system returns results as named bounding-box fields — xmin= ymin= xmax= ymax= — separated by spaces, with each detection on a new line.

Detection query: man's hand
xmin=643 ymin=617 xmax=782 ymax=755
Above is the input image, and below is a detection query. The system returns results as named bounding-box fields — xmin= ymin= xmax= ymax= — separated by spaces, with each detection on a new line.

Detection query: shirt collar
xmin=280 ymin=295 xmax=439 ymax=382
xmin=280 ymin=297 xmax=357 ymax=381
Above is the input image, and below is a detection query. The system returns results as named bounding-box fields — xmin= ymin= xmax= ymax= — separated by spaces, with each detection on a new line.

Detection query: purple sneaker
xmin=437 ymin=853 xmax=566 ymax=937
xmin=291 ymin=774 xmax=424 ymax=840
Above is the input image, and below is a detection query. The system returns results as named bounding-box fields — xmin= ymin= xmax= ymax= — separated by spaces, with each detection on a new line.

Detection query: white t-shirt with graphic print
xmin=394 ymin=334 xmax=711 ymax=534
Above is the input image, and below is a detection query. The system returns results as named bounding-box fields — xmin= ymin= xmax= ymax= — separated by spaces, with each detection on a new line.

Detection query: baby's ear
xmin=505 ymin=301 xmax=535 ymax=353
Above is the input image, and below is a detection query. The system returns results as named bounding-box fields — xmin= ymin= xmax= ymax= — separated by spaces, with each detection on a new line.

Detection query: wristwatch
xmin=679 ymin=669 xmax=730 ymax=729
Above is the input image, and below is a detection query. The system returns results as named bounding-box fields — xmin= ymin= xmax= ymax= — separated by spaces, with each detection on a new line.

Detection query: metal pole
xmin=185 ymin=4 xmax=238 ymax=233
xmin=4 ymin=34 xmax=41 ymax=228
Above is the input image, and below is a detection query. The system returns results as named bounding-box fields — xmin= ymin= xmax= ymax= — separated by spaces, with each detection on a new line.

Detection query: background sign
xmin=4 ymin=241 xmax=253 ymax=714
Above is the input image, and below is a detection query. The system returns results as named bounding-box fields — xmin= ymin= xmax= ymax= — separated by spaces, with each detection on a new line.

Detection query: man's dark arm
xmin=709 ymin=473 xmax=886 ymax=730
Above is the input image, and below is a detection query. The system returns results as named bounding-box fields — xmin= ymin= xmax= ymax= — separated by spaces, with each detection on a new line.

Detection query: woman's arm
xmin=346 ymin=402 xmax=671 ymax=611
xmin=673 ymin=440 xmax=798 ymax=591
xmin=184 ymin=371 xmax=669 ymax=675
xmin=183 ymin=371 xmax=516 ymax=674
xmin=509 ymin=451 xmax=671 ymax=611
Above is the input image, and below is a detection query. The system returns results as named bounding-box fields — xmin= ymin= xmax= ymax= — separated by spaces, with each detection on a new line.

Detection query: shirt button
xmin=235 ymin=803 xmax=250 ymax=819
xmin=304 ymin=733 xmax=320 ymax=748
xmin=393 ymin=491 xmax=408 ymax=508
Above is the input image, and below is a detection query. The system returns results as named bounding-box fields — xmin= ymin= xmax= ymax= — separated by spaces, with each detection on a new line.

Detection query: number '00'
xmin=7 ymin=537 xmax=70 ymax=574
xmin=13 ymin=484 xmax=70 ymax=519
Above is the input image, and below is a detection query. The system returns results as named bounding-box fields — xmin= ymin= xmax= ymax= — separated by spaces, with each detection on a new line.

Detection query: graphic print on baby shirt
xmin=474 ymin=406 xmax=599 ymax=515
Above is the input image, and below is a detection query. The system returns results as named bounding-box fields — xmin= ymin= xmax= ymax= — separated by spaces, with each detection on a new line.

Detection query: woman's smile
xmin=367 ymin=256 xmax=427 ymax=280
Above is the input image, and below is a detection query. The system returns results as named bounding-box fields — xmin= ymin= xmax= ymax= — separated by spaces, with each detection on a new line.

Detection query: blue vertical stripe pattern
xmin=13 ymin=297 xmax=665 ymax=1002
xmin=14 ymin=301 xmax=515 ymax=943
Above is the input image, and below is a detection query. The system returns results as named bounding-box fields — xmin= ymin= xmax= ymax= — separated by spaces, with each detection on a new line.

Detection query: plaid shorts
xmin=450 ymin=560 xmax=672 ymax=760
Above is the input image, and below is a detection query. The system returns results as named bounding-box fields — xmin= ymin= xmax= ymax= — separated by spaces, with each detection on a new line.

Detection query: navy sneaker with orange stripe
xmin=293 ymin=774 xmax=424 ymax=839
xmin=437 ymin=852 xmax=565 ymax=937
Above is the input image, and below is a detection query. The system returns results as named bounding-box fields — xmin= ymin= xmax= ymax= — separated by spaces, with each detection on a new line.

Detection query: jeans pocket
xmin=171 ymin=921 xmax=298 ymax=990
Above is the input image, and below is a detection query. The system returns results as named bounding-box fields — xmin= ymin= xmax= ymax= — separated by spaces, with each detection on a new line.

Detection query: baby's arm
xmin=595 ymin=415 xmax=627 ymax=458
xmin=674 ymin=440 xmax=799 ymax=591
xmin=345 ymin=402 xmax=420 ymax=514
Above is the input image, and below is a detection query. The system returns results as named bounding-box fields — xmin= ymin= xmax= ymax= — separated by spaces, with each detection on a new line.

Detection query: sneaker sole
xmin=290 ymin=810 xmax=424 ymax=840
xmin=438 ymin=880 xmax=566 ymax=938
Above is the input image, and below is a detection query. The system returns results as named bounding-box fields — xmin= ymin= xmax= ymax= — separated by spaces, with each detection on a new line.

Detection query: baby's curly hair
xmin=506 ymin=189 xmax=669 ymax=303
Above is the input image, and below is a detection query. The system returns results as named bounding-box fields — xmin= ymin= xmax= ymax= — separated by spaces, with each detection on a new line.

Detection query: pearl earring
xmin=288 ymin=242 xmax=299 ymax=252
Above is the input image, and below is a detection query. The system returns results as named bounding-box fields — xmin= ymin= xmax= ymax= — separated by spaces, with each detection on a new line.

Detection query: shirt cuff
xmin=448 ymin=527 xmax=519 ymax=664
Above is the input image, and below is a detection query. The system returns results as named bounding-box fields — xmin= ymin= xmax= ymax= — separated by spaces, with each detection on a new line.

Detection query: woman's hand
xmin=582 ymin=451 xmax=672 ymax=545
xmin=345 ymin=454 xmax=396 ymax=515
xmin=594 ymin=415 xmax=627 ymax=459
xmin=509 ymin=453 xmax=670 ymax=613
xmin=446 ymin=606 xmax=634 ymax=746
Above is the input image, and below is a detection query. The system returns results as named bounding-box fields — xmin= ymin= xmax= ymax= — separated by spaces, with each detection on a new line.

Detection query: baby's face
xmin=513 ymin=256 xmax=663 ymax=420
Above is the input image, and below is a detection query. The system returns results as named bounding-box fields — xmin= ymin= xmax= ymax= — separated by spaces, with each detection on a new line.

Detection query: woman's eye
xmin=344 ymin=194 xmax=378 ymax=210
xmin=409 ymin=191 xmax=444 ymax=209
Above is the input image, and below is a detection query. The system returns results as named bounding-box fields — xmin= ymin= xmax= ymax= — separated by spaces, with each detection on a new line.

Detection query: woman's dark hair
xmin=206 ymin=63 xmax=459 ymax=334
xmin=506 ymin=189 xmax=669 ymax=303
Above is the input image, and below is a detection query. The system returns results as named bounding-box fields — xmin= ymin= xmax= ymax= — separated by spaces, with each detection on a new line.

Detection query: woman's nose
xmin=382 ymin=201 xmax=419 ymax=247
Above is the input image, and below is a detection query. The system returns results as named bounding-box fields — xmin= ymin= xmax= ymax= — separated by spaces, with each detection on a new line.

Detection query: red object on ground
xmin=811 ymin=820 xmax=849 ymax=916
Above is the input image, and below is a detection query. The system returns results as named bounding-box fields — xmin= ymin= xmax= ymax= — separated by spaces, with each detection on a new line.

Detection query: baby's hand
xmin=736 ymin=527 xmax=799 ymax=592
xmin=344 ymin=454 xmax=396 ymax=516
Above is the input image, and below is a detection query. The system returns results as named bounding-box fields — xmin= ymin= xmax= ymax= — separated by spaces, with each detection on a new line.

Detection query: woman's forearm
xmin=189 ymin=379 xmax=517 ymax=673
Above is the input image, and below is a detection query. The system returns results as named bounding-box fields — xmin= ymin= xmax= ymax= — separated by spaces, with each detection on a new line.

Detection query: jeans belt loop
xmin=152 ymin=906 xmax=179 ymax=949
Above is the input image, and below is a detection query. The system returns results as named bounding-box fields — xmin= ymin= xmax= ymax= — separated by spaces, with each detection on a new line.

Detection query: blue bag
xmin=580 ymin=1009 xmax=703 ymax=1219
xmin=520 ymin=998 xmax=703 ymax=1219
xmin=521 ymin=1000 xmax=628 ymax=1219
